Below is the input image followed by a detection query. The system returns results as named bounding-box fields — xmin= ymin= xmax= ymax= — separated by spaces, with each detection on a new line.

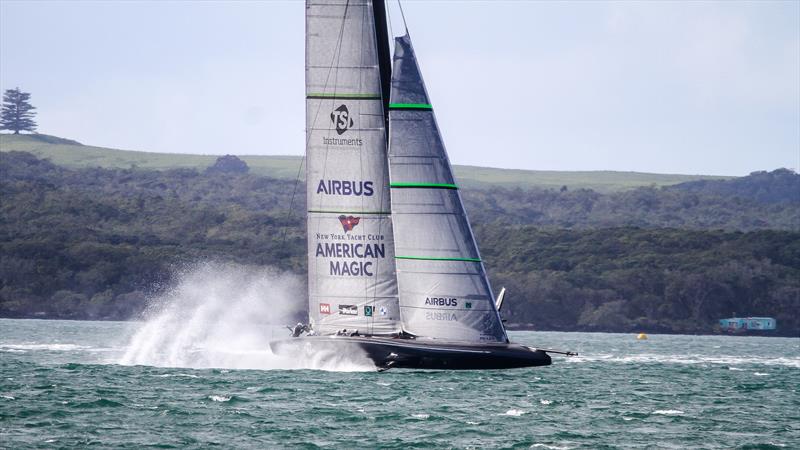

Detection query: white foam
xmin=411 ymin=413 xmax=429 ymax=420
xmin=0 ymin=344 xmax=88 ymax=352
xmin=540 ymin=399 xmax=552 ymax=405
xmin=155 ymin=373 xmax=200 ymax=379
xmin=652 ymin=409 xmax=684 ymax=415
xmin=568 ymin=353 xmax=800 ymax=368
xmin=754 ymin=372 xmax=769 ymax=376
xmin=1 ymin=395 xmax=15 ymax=400
xmin=118 ymin=262 xmax=374 ymax=372
xmin=502 ymin=409 xmax=527 ymax=416
xmin=208 ymin=395 xmax=231 ymax=402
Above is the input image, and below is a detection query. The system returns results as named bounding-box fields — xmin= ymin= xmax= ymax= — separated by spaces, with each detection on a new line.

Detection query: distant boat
xmin=270 ymin=0 xmax=572 ymax=370
xmin=719 ymin=317 xmax=776 ymax=332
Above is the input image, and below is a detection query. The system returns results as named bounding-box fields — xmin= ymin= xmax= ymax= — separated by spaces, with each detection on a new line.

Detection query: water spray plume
xmin=119 ymin=262 xmax=373 ymax=371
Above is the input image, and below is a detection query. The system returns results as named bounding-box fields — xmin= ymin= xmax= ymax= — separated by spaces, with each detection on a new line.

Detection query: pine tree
xmin=1 ymin=88 xmax=37 ymax=134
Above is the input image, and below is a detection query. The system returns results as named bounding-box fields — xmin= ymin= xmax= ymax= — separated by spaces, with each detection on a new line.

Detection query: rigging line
xmin=279 ymin=154 xmax=305 ymax=245
xmin=281 ymin=1 xmax=350 ymax=249
xmin=397 ymin=0 xmax=409 ymax=36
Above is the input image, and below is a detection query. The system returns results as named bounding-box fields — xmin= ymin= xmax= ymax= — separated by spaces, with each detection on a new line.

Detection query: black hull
xmin=269 ymin=336 xmax=551 ymax=370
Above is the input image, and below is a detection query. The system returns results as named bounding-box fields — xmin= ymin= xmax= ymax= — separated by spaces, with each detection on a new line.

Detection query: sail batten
xmin=388 ymin=34 xmax=508 ymax=343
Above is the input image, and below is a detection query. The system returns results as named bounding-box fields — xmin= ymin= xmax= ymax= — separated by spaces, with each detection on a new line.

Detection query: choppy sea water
xmin=1 ymin=319 xmax=798 ymax=449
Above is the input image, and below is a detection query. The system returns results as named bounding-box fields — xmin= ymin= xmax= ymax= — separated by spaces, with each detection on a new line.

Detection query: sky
xmin=1 ymin=0 xmax=798 ymax=176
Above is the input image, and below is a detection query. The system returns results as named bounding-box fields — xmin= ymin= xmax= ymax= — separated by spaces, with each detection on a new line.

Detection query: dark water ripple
xmin=1 ymin=319 xmax=798 ymax=449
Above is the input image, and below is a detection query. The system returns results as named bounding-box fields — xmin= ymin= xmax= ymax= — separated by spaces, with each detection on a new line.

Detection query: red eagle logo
xmin=338 ymin=215 xmax=360 ymax=233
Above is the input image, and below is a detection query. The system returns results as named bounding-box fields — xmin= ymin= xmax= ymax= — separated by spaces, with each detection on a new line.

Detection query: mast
xmin=371 ymin=0 xmax=392 ymax=140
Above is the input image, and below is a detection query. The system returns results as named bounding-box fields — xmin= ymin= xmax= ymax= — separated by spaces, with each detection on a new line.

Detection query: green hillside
xmin=0 ymin=133 xmax=730 ymax=192
xmin=1 ymin=151 xmax=797 ymax=334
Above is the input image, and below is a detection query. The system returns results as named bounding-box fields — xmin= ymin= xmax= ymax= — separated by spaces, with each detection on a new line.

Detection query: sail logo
xmin=338 ymin=215 xmax=360 ymax=233
xmin=320 ymin=303 xmax=331 ymax=314
xmin=426 ymin=311 xmax=457 ymax=321
xmin=425 ymin=297 xmax=458 ymax=307
xmin=379 ymin=306 xmax=387 ymax=316
xmin=317 ymin=180 xmax=374 ymax=197
xmin=339 ymin=304 xmax=358 ymax=316
xmin=331 ymin=104 xmax=354 ymax=135
xmin=364 ymin=305 xmax=373 ymax=317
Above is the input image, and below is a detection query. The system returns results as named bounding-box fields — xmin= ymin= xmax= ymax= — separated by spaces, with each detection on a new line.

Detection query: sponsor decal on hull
xmin=320 ymin=303 xmax=331 ymax=314
xmin=364 ymin=305 xmax=373 ymax=317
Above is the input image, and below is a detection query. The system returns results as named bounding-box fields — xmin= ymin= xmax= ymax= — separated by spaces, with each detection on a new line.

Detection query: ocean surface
xmin=1 ymin=318 xmax=798 ymax=449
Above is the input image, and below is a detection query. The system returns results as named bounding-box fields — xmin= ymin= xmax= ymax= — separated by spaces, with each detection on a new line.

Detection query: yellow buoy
xmin=637 ymin=333 xmax=648 ymax=340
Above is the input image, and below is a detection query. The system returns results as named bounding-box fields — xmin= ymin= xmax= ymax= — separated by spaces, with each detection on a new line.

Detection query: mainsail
xmin=388 ymin=34 xmax=508 ymax=343
xmin=306 ymin=0 xmax=401 ymax=336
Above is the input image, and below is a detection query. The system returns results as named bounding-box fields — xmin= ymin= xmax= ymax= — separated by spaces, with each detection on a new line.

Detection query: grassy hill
xmin=0 ymin=133 xmax=730 ymax=192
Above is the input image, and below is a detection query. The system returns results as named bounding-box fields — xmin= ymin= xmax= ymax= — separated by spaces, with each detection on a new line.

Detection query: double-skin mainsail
xmin=306 ymin=0 xmax=505 ymax=343
xmin=306 ymin=0 xmax=400 ymax=336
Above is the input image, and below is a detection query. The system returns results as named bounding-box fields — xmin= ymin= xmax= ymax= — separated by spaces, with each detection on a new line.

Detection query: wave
xmin=0 ymin=344 xmax=89 ymax=352
xmin=652 ymin=410 xmax=685 ymax=415
xmin=567 ymin=353 xmax=800 ymax=368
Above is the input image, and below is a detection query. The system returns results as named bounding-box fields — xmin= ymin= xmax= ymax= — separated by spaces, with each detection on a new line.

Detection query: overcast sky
xmin=1 ymin=0 xmax=798 ymax=176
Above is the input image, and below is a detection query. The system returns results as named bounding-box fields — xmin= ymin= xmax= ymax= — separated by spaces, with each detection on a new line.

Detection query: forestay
xmin=306 ymin=0 xmax=401 ymax=336
xmin=388 ymin=35 xmax=508 ymax=343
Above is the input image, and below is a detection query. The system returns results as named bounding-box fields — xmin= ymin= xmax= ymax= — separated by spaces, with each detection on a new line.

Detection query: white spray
xmin=118 ymin=261 xmax=373 ymax=371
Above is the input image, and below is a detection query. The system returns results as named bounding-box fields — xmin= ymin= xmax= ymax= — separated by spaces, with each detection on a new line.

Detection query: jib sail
xmin=387 ymin=34 xmax=508 ymax=343
xmin=306 ymin=0 xmax=401 ymax=336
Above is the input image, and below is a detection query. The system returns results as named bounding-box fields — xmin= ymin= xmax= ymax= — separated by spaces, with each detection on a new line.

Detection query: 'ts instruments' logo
xmin=338 ymin=215 xmax=360 ymax=233
xmin=331 ymin=104 xmax=354 ymax=135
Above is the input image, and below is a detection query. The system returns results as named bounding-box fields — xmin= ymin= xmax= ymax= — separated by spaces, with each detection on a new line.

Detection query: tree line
xmin=0 ymin=151 xmax=797 ymax=335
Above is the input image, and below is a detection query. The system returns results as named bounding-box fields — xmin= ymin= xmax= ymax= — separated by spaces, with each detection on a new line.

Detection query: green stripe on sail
xmin=307 ymin=93 xmax=381 ymax=100
xmin=388 ymin=103 xmax=433 ymax=110
xmin=390 ymin=182 xmax=458 ymax=190
xmin=308 ymin=210 xmax=391 ymax=215
xmin=395 ymin=256 xmax=482 ymax=262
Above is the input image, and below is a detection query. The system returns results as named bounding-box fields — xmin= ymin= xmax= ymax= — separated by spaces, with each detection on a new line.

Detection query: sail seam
xmin=308 ymin=210 xmax=391 ymax=215
xmin=395 ymin=256 xmax=481 ymax=262
xmin=390 ymin=182 xmax=458 ymax=189
xmin=306 ymin=93 xmax=381 ymax=99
